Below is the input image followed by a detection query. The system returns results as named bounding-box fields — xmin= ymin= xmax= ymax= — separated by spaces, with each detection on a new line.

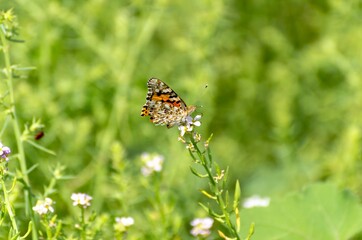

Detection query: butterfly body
xmin=141 ymin=78 xmax=195 ymax=128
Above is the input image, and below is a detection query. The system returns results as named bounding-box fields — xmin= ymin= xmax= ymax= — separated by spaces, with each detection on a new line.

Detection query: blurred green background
xmin=1 ymin=0 xmax=362 ymax=237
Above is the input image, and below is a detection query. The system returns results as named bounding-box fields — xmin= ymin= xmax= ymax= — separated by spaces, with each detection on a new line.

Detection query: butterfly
xmin=140 ymin=78 xmax=196 ymax=128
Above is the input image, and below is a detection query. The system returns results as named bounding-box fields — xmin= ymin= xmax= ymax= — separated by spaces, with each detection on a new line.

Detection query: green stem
xmin=81 ymin=208 xmax=86 ymax=240
xmin=190 ymin=137 xmax=215 ymax=184
xmin=191 ymin=136 xmax=240 ymax=239
xmin=44 ymin=176 xmax=57 ymax=197
xmin=154 ymin=176 xmax=166 ymax=228
xmin=1 ymin=177 xmax=19 ymax=235
xmin=0 ymin=24 xmax=38 ymax=239
xmin=44 ymin=219 xmax=52 ymax=239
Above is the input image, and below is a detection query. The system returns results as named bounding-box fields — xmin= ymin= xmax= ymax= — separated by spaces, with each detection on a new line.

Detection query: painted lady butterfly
xmin=141 ymin=78 xmax=196 ymax=128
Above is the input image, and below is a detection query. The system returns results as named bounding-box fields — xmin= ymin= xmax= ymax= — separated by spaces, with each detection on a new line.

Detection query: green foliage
xmin=0 ymin=0 xmax=362 ymax=239
xmin=241 ymin=183 xmax=362 ymax=240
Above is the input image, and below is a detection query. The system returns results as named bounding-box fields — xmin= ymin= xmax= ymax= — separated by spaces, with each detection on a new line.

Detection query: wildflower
xmin=71 ymin=193 xmax=92 ymax=208
xmin=186 ymin=143 xmax=195 ymax=152
xmin=178 ymin=136 xmax=186 ymax=144
xmin=179 ymin=115 xmax=202 ymax=136
xmin=32 ymin=198 xmax=55 ymax=215
xmin=141 ymin=153 xmax=164 ymax=177
xmin=114 ymin=216 xmax=134 ymax=232
xmin=74 ymin=223 xmax=81 ymax=229
xmin=190 ymin=217 xmax=214 ymax=237
xmin=213 ymin=170 xmax=225 ymax=183
xmin=242 ymin=195 xmax=270 ymax=208
xmin=116 ymin=216 xmax=134 ymax=227
xmin=193 ymin=132 xmax=201 ymax=142
xmin=187 ymin=115 xmax=202 ymax=127
xmin=178 ymin=124 xmax=193 ymax=137
xmin=0 ymin=142 xmax=11 ymax=161
xmin=49 ymin=219 xmax=57 ymax=228
xmin=1 ymin=9 xmax=16 ymax=23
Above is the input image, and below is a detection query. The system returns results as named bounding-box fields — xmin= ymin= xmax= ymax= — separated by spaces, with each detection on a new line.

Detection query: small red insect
xmin=34 ymin=131 xmax=44 ymax=140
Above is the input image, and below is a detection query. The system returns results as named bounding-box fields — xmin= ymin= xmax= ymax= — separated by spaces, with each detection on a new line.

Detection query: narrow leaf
xmin=198 ymin=202 xmax=210 ymax=212
xmin=190 ymin=166 xmax=208 ymax=178
xmin=19 ymin=221 xmax=32 ymax=239
xmin=201 ymin=190 xmax=217 ymax=200
xmin=245 ymin=222 xmax=255 ymax=240
xmin=235 ymin=206 xmax=240 ymax=232
xmin=25 ymin=140 xmax=56 ymax=155
xmin=225 ymin=190 xmax=229 ymax=209
xmin=218 ymin=230 xmax=236 ymax=240
xmin=233 ymin=180 xmax=241 ymax=210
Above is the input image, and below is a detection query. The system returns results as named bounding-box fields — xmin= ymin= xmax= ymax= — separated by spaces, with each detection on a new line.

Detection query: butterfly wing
xmin=141 ymin=78 xmax=191 ymax=128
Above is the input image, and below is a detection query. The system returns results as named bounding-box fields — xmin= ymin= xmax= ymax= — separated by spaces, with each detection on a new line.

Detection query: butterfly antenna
xmin=193 ymin=82 xmax=209 ymax=108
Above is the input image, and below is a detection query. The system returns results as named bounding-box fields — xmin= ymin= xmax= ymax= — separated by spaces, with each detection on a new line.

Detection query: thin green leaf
xmin=225 ymin=190 xmax=229 ymax=209
xmin=223 ymin=166 xmax=229 ymax=184
xmin=245 ymin=222 xmax=255 ymax=240
xmin=201 ymin=190 xmax=217 ymax=200
xmin=235 ymin=206 xmax=240 ymax=232
xmin=190 ymin=166 xmax=208 ymax=178
xmin=218 ymin=230 xmax=237 ymax=240
xmin=198 ymin=202 xmax=210 ymax=212
xmin=188 ymin=148 xmax=197 ymax=161
xmin=19 ymin=221 xmax=32 ymax=239
xmin=25 ymin=140 xmax=56 ymax=155
xmin=233 ymin=180 xmax=241 ymax=210
xmin=26 ymin=164 xmax=38 ymax=175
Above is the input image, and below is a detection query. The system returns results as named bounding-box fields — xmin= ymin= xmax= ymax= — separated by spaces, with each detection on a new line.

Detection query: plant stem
xmin=0 ymin=24 xmax=38 ymax=239
xmin=1 ymin=178 xmax=19 ymax=235
xmin=81 ymin=208 xmax=86 ymax=240
xmin=154 ymin=176 xmax=167 ymax=230
xmin=191 ymin=137 xmax=240 ymax=239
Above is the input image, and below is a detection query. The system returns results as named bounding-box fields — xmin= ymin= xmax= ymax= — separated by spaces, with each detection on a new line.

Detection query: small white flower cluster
xmin=32 ymin=198 xmax=55 ymax=215
xmin=33 ymin=193 xmax=94 ymax=216
xmin=141 ymin=153 xmax=164 ymax=177
xmin=116 ymin=216 xmax=134 ymax=227
xmin=178 ymin=115 xmax=202 ymax=137
xmin=190 ymin=217 xmax=214 ymax=237
xmin=242 ymin=195 xmax=270 ymax=208
xmin=114 ymin=216 xmax=135 ymax=232
xmin=0 ymin=142 xmax=11 ymax=162
xmin=71 ymin=193 xmax=93 ymax=208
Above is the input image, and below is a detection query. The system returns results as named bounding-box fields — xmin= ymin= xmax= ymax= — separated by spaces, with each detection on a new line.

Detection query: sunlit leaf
xmin=241 ymin=183 xmax=362 ymax=239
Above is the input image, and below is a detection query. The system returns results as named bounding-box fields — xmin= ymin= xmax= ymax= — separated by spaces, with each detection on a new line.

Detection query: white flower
xmin=242 ymin=195 xmax=270 ymax=208
xmin=141 ymin=153 xmax=164 ymax=176
xmin=178 ymin=125 xmax=193 ymax=137
xmin=0 ymin=142 xmax=11 ymax=161
xmin=190 ymin=217 xmax=214 ymax=237
xmin=116 ymin=217 xmax=135 ymax=227
xmin=71 ymin=193 xmax=92 ymax=208
xmin=114 ymin=216 xmax=134 ymax=232
xmin=178 ymin=115 xmax=202 ymax=136
xmin=187 ymin=115 xmax=202 ymax=127
xmin=32 ymin=198 xmax=55 ymax=215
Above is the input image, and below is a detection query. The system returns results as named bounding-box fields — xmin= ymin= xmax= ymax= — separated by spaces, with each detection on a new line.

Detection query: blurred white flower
xmin=190 ymin=217 xmax=213 ymax=237
xmin=32 ymin=198 xmax=54 ymax=215
xmin=71 ymin=193 xmax=92 ymax=208
xmin=116 ymin=216 xmax=134 ymax=227
xmin=141 ymin=153 xmax=164 ymax=176
xmin=114 ymin=216 xmax=134 ymax=232
xmin=243 ymin=195 xmax=270 ymax=208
